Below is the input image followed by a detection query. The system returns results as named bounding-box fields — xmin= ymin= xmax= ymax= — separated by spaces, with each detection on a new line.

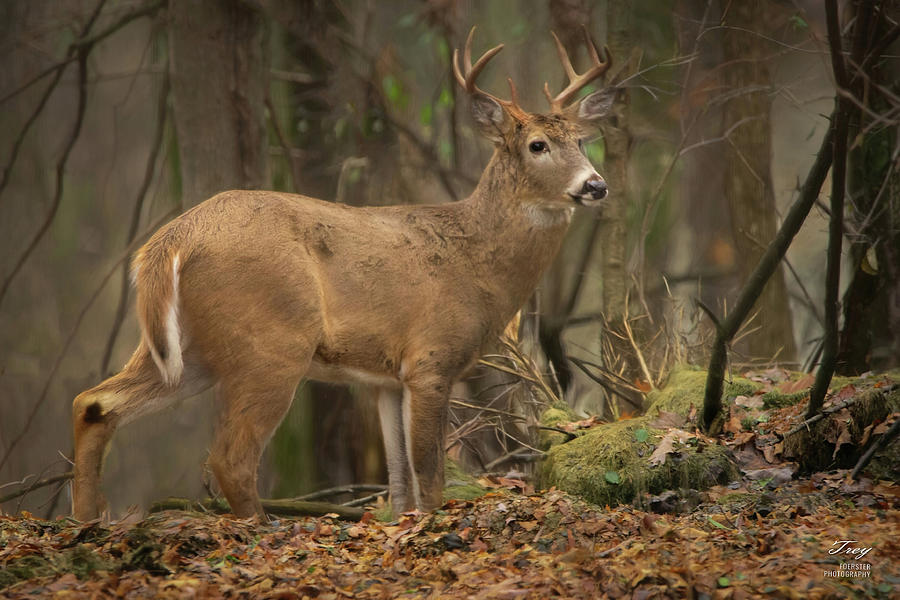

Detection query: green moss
xmin=443 ymin=458 xmax=487 ymax=503
xmin=539 ymin=407 xmax=577 ymax=450
xmin=761 ymin=390 xmax=808 ymax=409
xmin=541 ymin=416 xmax=738 ymax=508
xmin=646 ymin=365 xmax=759 ymax=416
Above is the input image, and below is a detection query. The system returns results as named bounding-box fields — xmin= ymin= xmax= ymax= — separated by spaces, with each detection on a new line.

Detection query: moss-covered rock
xmin=538 ymin=406 xmax=578 ymax=450
xmin=443 ymin=457 xmax=487 ymax=502
xmin=541 ymin=415 xmax=738 ymax=507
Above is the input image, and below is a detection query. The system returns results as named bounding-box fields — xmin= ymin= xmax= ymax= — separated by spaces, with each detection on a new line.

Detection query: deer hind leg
xmin=209 ymin=374 xmax=300 ymax=520
xmin=72 ymin=343 xmax=211 ymax=521
xmin=402 ymin=374 xmax=451 ymax=511
xmin=377 ymin=388 xmax=413 ymax=513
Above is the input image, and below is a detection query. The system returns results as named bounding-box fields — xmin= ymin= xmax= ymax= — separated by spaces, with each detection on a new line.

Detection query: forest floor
xmin=1 ymin=471 xmax=898 ymax=599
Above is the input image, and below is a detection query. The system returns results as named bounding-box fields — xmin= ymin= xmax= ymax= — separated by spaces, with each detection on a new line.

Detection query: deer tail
xmin=131 ymin=233 xmax=185 ymax=386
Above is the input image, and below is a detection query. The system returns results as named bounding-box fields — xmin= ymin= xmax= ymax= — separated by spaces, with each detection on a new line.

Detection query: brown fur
xmin=72 ymin=61 xmax=613 ymax=522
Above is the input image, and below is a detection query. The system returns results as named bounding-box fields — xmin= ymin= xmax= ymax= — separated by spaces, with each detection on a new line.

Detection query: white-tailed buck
xmin=72 ymin=27 xmax=615 ymax=520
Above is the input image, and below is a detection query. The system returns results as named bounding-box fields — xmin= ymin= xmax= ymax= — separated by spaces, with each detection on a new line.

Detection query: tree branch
xmin=99 ymin=69 xmax=170 ymax=377
xmin=149 ymin=497 xmax=365 ymax=521
xmin=0 ymin=209 xmax=177 ymax=473
xmin=0 ymin=472 xmax=73 ymax=505
xmin=701 ymin=123 xmax=834 ymax=433
xmin=0 ymin=43 xmax=91 ymax=309
xmin=808 ymin=0 xmax=863 ymax=417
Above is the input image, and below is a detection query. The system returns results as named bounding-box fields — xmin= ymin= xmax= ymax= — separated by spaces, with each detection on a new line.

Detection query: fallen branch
xmin=148 ymin=497 xmax=365 ymax=520
xmin=296 ymin=484 xmax=388 ymax=502
xmin=784 ymin=383 xmax=899 ymax=438
xmin=343 ymin=491 xmax=387 ymax=507
xmin=0 ymin=472 xmax=73 ymax=505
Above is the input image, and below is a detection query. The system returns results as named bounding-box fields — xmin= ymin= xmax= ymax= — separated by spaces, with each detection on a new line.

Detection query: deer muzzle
xmin=572 ymin=175 xmax=608 ymax=206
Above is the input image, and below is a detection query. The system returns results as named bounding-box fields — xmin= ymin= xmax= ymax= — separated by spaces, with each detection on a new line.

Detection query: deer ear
xmin=470 ymin=93 xmax=511 ymax=143
xmin=572 ymin=87 xmax=616 ymax=126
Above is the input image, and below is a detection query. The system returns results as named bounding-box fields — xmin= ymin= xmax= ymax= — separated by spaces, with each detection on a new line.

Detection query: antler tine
xmin=544 ymin=25 xmax=612 ymax=112
xmin=453 ymin=27 xmax=525 ymax=116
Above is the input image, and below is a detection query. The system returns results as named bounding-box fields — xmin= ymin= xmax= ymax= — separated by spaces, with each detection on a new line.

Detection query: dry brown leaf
xmin=734 ymin=395 xmax=763 ymax=409
xmin=647 ymin=411 xmax=686 ymax=429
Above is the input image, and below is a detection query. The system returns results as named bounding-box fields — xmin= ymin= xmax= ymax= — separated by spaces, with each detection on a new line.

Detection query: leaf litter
xmin=2 ymin=475 xmax=898 ymax=599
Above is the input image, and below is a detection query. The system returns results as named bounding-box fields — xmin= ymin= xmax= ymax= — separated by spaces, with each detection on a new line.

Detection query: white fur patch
xmin=163 ymin=254 xmax=184 ymax=385
xmin=566 ymin=167 xmax=600 ymax=198
xmin=148 ymin=253 xmax=184 ymax=386
xmin=524 ymin=204 xmax=574 ymax=228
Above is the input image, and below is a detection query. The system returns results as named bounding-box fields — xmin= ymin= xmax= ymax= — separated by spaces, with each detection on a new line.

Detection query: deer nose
xmin=581 ymin=176 xmax=608 ymax=200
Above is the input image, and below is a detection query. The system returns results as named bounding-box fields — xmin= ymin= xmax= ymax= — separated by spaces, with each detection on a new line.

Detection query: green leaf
xmin=435 ymin=37 xmax=450 ymax=64
xmin=717 ymin=577 xmax=731 ymax=588
xmin=438 ymin=87 xmax=453 ymax=108
xmin=789 ymin=15 xmax=808 ymax=30
xmin=604 ymin=471 xmax=621 ymax=484
xmin=634 ymin=428 xmax=649 ymax=443
xmin=383 ymin=74 xmax=403 ymax=105
xmin=707 ymin=517 xmax=728 ymax=530
xmin=420 ymin=105 xmax=433 ymax=127
xmin=585 ymin=139 xmax=605 ymax=165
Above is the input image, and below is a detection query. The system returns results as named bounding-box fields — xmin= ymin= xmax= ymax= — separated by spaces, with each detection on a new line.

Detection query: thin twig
xmin=0 ymin=0 xmax=164 ymax=107
xmin=100 ymin=69 xmax=170 ymax=377
xmin=851 ymin=415 xmax=900 ymax=480
xmin=785 ymin=384 xmax=897 ymax=437
xmin=0 ymin=472 xmax=73 ymax=505
xmin=0 ymin=44 xmax=95 ymax=309
xmin=0 ymin=0 xmax=164 ymax=203
xmin=265 ymin=94 xmax=304 ymax=192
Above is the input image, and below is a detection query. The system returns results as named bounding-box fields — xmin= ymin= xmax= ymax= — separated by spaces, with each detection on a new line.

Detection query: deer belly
xmin=305 ymin=360 xmax=402 ymax=390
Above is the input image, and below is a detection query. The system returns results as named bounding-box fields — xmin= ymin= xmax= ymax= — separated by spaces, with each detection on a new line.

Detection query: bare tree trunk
xmin=168 ymin=0 xmax=267 ymax=207
xmin=156 ymin=0 xmax=269 ymax=506
xmin=601 ymin=0 xmax=631 ymax=325
xmin=837 ymin=1 xmax=900 ymax=374
xmin=720 ymin=0 xmax=796 ymax=362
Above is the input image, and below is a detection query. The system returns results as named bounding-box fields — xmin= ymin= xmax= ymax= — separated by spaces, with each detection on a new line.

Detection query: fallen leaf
xmin=648 ymin=411 xmax=686 ymax=429
xmin=779 ymin=373 xmax=815 ymax=394
xmin=734 ymin=395 xmax=763 ymax=409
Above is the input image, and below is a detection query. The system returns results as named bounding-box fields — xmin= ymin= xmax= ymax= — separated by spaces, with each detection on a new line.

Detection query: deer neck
xmin=462 ymin=151 xmax=573 ymax=315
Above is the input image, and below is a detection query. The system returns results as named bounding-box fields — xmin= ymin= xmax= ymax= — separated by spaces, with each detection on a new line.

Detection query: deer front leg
xmin=402 ymin=375 xmax=450 ymax=511
xmin=377 ymin=388 xmax=413 ymax=513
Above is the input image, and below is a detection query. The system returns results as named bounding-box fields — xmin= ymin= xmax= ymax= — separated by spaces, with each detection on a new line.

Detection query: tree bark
xmin=720 ymin=0 xmax=796 ymax=362
xmin=601 ymin=0 xmax=632 ymax=325
xmin=168 ymin=0 xmax=267 ymax=207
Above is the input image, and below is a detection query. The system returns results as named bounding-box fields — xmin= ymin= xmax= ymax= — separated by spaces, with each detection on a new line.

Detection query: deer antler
xmin=544 ymin=25 xmax=612 ymax=112
xmin=453 ymin=27 xmax=526 ymax=119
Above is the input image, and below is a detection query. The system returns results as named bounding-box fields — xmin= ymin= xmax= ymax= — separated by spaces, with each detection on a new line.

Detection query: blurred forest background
xmin=1 ymin=0 xmax=898 ymax=518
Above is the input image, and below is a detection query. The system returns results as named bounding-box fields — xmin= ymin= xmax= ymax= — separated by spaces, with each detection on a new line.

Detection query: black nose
xmin=581 ymin=177 xmax=608 ymax=200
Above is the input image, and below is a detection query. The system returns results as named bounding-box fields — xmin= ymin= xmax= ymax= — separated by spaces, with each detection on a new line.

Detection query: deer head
xmin=453 ymin=26 xmax=614 ymax=209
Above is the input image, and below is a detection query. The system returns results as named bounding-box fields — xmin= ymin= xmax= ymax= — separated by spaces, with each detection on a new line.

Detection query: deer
xmin=71 ymin=26 xmax=615 ymax=521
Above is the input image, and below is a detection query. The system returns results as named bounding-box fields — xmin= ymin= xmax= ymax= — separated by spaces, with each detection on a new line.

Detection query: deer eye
xmin=529 ymin=140 xmax=548 ymax=154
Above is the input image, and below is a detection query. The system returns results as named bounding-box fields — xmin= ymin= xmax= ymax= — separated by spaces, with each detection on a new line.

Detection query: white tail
xmin=72 ymin=27 xmax=616 ymax=521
